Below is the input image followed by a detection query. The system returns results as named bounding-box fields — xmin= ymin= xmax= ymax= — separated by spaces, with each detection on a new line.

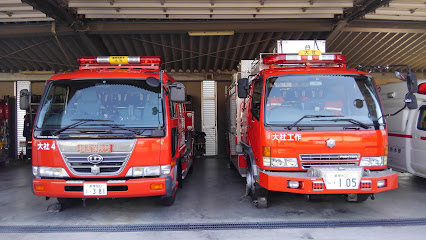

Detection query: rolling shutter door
xmin=202 ymin=80 xmax=217 ymax=156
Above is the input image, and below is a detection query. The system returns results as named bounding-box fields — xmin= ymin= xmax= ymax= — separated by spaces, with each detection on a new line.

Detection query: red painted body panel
xmin=33 ymin=178 xmax=168 ymax=198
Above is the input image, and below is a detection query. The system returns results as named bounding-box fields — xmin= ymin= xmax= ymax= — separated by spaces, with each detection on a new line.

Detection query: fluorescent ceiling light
xmin=188 ymin=31 xmax=234 ymax=36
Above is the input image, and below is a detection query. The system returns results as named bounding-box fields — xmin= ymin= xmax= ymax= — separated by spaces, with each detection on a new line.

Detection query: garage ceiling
xmin=0 ymin=0 xmax=424 ymax=74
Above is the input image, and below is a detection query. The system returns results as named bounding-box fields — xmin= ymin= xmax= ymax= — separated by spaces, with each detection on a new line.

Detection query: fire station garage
xmin=0 ymin=0 xmax=425 ymax=239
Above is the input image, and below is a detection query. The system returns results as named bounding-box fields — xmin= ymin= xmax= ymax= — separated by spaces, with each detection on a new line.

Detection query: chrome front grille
xmin=300 ymin=154 xmax=360 ymax=169
xmin=57 ymin=139 xmax=137 ymax=177
xmin=300 ymin=154 xmax=359 ymax=161
xmin=62 ymin=152 xmax=130 ymax=175
xmin=301 ymin=162 xmax=357 ymax=169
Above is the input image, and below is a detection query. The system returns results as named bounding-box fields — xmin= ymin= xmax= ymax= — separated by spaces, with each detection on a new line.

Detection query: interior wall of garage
xmin=30 ymin=82 xmax=46 ymax=96
xmin=0 ymin=82 xmax=14 ymax=99
xmin=217 ymin=81 xmax=231 ymax=156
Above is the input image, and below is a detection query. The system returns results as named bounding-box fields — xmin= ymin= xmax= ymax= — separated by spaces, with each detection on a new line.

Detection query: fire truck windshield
xmin=35 ymin=79 xmax=163 ymax=134
xmin=264 ymin=74 xmax=385 ymax=129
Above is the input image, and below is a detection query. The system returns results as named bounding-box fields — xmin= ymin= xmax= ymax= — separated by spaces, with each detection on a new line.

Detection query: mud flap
xmin=162 ymin=176 xmax=177 ymax=198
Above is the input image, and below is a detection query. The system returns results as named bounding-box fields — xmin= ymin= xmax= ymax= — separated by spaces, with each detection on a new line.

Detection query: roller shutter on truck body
xmin=16 ymin=81 xmax=31 ymax=155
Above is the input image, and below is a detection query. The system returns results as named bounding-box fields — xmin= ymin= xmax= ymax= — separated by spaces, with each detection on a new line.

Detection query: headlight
xmin=33 ymin=166 xmax=70 ymax=178
xmin=263 ymin=157 xmax=271 ymax=166
xmin=143 ymin=166 xmax=161 ymax=176
xmin=263 ymin=157 xmax=298 ymax=167
xmin=126 ymin=165 xmax=171 ymax=177
xmin=360 ymin=156 xmax=387 ymax=166
xmin=160 ymin=165 xmax=171 ymax=175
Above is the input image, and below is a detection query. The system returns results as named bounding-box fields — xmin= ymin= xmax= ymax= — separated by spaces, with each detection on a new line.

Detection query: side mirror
xmin=394 ymin=71 xmax=406 ymax=81
xmin=406 ymin=71 xmax=418 ymax=93
xmin=20 ymin=89 xmax=30 ymax=110
xmin=353 ymin=99 xmax=364 ymax=108
xmin=238 ymin=78 xmax=249 ymax=99
xmin=169 ymin=82 xmax=185 ymax=103
xmin=394 ymin=70 xmax=418 ymax=94
xmin=404 ymin=93 xmax=418 ymax=110
xmin=146 ymin=77 xmax=161 ymax=88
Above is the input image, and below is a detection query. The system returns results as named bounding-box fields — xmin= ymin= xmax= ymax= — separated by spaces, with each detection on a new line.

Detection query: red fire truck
xmin=227 ymin=41 xmax=410 ymax=208
xmin=20 ymin=56 xmax=195 ymax=208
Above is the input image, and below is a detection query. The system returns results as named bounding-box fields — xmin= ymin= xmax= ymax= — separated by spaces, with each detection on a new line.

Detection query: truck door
xmin=247 ymin=79 xmax=263 ymax=164
xmin=409 ymin=105 xmax=426 ymax=176
xmin=169 ymin=101 xmax=179 ymax=160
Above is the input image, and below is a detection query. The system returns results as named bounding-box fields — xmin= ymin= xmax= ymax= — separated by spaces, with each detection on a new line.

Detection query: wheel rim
xmin=246 ymin=167 xmax=255 ymax=193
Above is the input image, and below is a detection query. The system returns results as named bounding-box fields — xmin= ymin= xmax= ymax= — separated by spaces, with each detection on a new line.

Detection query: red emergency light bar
xmin=418 ymin=83 xmax=426 ymax=95
xmin=77 ymin=56 xmax=162 ymax=66
xmin=263 ymin=53 xmax=347 ymax=65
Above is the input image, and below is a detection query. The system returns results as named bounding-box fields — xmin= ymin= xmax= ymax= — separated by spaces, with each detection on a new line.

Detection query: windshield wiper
xmin=312 ymin=118 xmax=370 ymax=129
xmin=85 ymin=123 xmax=147 ymax=136
xmin=53 ymin=119 xmax=113 ymax=135
xmin=287 ymin=115 xmax=336 ymax=130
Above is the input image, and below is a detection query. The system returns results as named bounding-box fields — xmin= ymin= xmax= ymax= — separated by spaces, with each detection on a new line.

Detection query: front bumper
xmin=33 ymin=176 xmax=177 ymax=198
xmin=259 ymin=168 xmax=398 ymax=194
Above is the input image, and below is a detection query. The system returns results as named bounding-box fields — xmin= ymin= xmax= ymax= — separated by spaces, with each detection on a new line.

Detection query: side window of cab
xmin=169 ymin=100 xmax=176 ymax=119
xmin=417 ymin=106 xmax=426 ymax=131
xmin=251 ymin=79 xmax=262 ymax=121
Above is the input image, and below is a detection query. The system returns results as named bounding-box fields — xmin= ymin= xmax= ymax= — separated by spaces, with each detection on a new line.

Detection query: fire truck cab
xmin=20 ymin=56 xmax=195 ymax=208
xmin=227 ymin=41 xmax=406 ymax=208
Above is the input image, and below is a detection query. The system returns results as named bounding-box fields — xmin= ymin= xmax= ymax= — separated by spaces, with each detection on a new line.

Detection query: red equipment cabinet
xmin=0 ymin=100 xmax=9 ymax=120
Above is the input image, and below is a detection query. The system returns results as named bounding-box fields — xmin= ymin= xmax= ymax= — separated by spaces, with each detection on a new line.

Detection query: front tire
xmin=246 ymin=163 xmax=268 ymax=208
xmin=177 ymin=160 xmax=183 ymax=188
xmin=160 ymin=194 xmax=176 ymax=206
xmin=57 ymin=198 xmax=80 ymax=209
xmin=346 ymin=193 xmax=370 ymax=202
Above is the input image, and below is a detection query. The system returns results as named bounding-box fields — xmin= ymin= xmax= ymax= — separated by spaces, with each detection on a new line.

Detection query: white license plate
xmin=83 ymin=183 xmax=107 ymax=196
xmin=323 ymin=172 xmax=361 ymax=190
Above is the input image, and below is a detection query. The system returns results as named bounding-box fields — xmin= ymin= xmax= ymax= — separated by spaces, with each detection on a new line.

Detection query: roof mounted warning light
xmin=77 ymin=56 xmax=162 ymax=66
xmin=262 ymin=53 xmax=347 ymax=65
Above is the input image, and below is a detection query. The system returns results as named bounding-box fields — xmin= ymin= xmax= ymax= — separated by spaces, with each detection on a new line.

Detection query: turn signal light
xmin=263 ymin=146 xmax=271 ymax=157
xmin=34 ymin=184 xmax=45 ymax=192
xmin=150 ymin=183 xmax=164 ymax=191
